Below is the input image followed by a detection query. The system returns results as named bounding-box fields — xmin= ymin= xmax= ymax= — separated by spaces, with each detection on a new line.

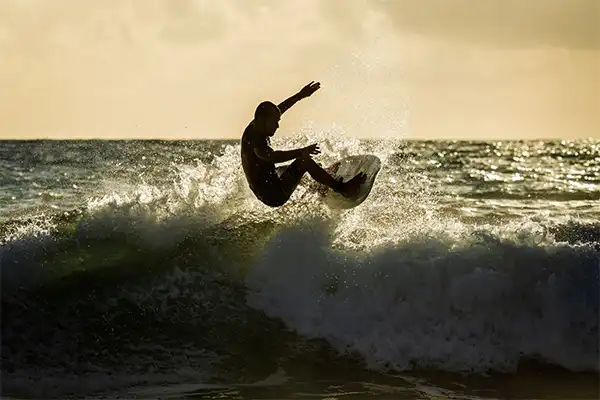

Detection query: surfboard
xmin=319 ymin=154 xmax=381 ymax=209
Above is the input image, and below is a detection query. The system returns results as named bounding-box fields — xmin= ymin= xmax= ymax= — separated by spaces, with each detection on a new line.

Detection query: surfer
xmin=241 ymin=81 xmax=366 ymax=207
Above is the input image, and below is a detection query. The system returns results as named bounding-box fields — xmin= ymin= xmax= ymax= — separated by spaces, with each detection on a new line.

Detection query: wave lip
xmin=246 ymin=225 xmax=600 ymax=374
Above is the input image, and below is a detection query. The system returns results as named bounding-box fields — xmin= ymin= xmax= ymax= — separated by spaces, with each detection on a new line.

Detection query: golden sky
xmin=0 ymin=0 xmax=598 ymax=139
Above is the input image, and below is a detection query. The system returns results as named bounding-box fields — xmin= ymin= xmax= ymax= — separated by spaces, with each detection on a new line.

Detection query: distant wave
xmin=464 ymin=189 xmax=600 ymax=202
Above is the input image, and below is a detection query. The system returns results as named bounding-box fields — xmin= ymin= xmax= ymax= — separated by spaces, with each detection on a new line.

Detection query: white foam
xmin=245 ymin=223 xmax=599 ymax=373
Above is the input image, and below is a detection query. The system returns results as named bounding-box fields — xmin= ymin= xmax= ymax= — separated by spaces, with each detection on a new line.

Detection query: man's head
xmin=254 ymin=101 xmax=281 ymax=137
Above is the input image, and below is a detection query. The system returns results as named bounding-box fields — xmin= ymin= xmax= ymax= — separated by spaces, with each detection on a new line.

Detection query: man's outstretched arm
xmin=278 ymin=81 xmax=321 ymax=114
xmin=254 ymin=141 xmax=321 ymax=164
xmin=255 ymin=145 xmax=305 ymax=163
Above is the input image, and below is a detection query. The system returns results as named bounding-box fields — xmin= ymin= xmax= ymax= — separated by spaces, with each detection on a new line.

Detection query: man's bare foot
xmin=338 ymin=172 xmax=367 ymax=197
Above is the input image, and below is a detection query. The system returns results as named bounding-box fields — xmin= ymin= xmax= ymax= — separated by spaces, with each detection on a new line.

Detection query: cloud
xmin=373 ymin=0 xmax=600 ymax=50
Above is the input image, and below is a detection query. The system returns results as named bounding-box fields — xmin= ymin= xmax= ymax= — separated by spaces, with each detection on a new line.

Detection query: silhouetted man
xmin=241 ymin=81 xmax=365 ymax=207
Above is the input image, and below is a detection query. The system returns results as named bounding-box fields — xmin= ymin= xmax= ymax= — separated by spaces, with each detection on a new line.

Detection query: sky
xmin=0 ymin=0 xmax=598 ymax=140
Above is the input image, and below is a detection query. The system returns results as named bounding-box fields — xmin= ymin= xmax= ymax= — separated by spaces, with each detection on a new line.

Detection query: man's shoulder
xmin=242 ymin=122 xmax=265 ymax=145
xmin=241 ymin=121 xmax=254 ymax=140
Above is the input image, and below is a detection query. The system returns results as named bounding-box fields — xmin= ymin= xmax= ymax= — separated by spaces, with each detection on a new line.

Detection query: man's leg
xmin=299 ymin=155 xmax=342 ymax=189
xmin=278 ymin=157 xmax=310 ymax=199
xmin=280 ymin=154 xmax=365 ymax=198
xmin=303 ymin=155 xmax=367 ymax=197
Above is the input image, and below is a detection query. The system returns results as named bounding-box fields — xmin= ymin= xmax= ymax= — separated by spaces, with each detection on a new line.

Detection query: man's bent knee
xmin=297 ymin=153 xmax=310 ymax=163
xmin=297 ymin=153 xmax=318 ymax=169
xmin=258 ymin=192 xmax=289 ymax=207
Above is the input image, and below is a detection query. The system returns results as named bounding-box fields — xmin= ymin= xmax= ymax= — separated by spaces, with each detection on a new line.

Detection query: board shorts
xmin=254 ymin=159 xmax=305 ymax=207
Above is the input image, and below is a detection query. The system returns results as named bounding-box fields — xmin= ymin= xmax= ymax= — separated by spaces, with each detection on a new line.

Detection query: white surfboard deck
xmin=319 ymin=154 xmax=381 ymax=209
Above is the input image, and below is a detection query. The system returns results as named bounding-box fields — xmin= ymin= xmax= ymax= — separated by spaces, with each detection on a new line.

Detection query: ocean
xmin=1 ymin=137 xmax=599 ymax=399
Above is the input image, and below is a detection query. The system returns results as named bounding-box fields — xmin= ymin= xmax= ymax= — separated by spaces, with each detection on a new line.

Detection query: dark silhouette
xmin=241 ymin=81 xmax=366 ymax=207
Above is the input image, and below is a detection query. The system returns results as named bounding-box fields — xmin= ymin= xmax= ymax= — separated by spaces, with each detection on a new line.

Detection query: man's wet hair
xmin=254 ymin=101 xmax=280 ymax=120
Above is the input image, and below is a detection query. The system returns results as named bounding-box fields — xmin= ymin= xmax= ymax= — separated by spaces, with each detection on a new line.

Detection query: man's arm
xmin=254 ymin=144 xmax=306 ymax=164
xmin=277 ymin=93 xmax=303 ymax=115
xmin=251 ymin=136 xmax=320 ymax=164
xmin=278 ymin=81 xmax=321 ymax=114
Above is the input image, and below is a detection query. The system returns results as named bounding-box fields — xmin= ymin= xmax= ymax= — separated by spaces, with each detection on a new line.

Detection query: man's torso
xmin=240 ymin=123 xmax=279 ymax=196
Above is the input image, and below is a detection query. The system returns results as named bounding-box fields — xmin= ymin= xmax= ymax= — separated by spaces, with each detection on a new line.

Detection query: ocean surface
xmin=1 ymin=137 xmax=599 ymax=399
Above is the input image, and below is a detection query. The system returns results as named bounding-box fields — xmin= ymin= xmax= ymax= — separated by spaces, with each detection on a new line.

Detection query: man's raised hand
xmin=298 ymin=81 xmax=321 ymax=99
